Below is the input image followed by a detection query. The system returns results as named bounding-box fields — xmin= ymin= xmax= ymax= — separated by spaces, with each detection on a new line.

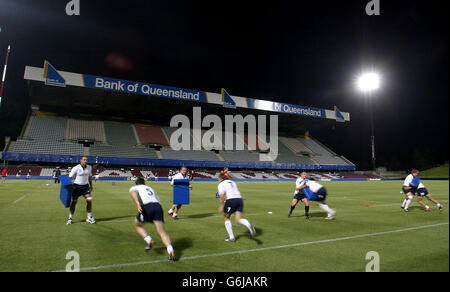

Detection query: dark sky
xmin=0 ymin=0 xmax=448 ymax=171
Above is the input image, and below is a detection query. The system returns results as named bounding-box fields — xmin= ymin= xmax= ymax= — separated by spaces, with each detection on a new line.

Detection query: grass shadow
xmin=181 ymin=213 xmax=217 ymax=219
xmin=235 ymin=227 xmax=264 ymax=245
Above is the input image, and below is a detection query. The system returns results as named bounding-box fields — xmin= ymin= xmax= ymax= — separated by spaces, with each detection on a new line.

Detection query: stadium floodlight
xmin=356 ymin=71 xmax=381 ymax=172
xmin=357 ymin=72 xmax=380 ymax=93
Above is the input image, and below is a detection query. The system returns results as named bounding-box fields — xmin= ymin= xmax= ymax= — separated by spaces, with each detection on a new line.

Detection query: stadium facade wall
xmin=1 ymin=152 xmax=355 ymax=171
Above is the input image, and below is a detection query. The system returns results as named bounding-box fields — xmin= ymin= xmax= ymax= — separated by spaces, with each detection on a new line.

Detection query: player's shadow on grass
xmin=406 ymin=206 xmax=429 ymax=212
xmin=182 ymin=213 xmax=216 ymax=219
xmin=153 ymin=237 xmax=193 ymax=258
xmin=235 ymin=227 xmax=264 ymax=245
xmin=290 ymin=212 xmax=325 ymax=219
xmin=93 ymin=215 xmax=135 ymax=223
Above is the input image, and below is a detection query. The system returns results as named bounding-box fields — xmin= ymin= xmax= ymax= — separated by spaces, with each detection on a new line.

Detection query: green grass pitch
xmin=0 ymin=179 xmax=448 ymax=272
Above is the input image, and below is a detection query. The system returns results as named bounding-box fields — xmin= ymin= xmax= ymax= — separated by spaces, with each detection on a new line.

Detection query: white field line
xmin=52 ymin=222 xmax=449 ymax=272
xmin=12 ymin=195 xmax=27 ymax=204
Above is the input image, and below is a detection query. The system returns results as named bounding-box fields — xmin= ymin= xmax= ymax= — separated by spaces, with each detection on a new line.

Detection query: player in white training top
xmin=67 ymin=156 xmax=95 ymax=225
xmin=129 ymin=177 xmax=176 ymax=260
xmin=400 ymin=169 xmax=420 ymax=212
xmin=168 ymin=166 xmax=192 ymax=220
xmin=217 ymin=173 xmax=255 ymax=242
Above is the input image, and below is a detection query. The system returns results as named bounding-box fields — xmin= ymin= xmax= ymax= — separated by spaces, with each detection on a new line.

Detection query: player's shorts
xmin=313 ymin=187 xmax=327 ymax=202
xmin=136 ymin=203 xmax=164 ymax=223
xmin=224 ymin=198 xmax=244 ymax=214
xmin=72 ymin=184 xmax=91 ymax=198
xmin=293 ymin=191 xmax=306 ymax=201
xmin=402 ymin=186 xmax=417 ymax=195
xmin=416 ymin=188 xmax=429 ymax=197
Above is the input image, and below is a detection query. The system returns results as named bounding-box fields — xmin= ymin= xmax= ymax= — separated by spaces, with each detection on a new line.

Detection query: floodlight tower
xmin=357 ymin=72 xmax=380 ymax=171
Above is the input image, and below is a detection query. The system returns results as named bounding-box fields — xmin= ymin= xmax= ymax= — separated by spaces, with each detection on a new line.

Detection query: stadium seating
xmin=276 ymin=141 xmax=317 ymax=165
xmin=279 ymin=136 xmax=314 ymax=155
xmin=66 ymin=119 xmax=106 ymax=142
xmin=134 ymin=125 xmax=169 ymax=146
xmin=13 ymin=116 xmax=83 ymax=155
xmin=90 ymin=122 xmax=159 ymax=158
xmin=299 ymin=136 xmax=350 ymax=166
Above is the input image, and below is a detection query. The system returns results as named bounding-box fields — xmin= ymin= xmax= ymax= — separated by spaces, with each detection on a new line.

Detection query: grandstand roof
xmin=24 ymin=64 xmax=350 ymax=135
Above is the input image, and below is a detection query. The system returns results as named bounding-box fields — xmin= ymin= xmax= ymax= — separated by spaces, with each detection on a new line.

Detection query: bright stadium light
xmin=357 ymin=72 xmax=380 ymax=92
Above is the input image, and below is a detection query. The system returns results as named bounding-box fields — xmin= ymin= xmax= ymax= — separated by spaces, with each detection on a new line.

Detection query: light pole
xmin=357 ymin=72 xmax=380 ymax=171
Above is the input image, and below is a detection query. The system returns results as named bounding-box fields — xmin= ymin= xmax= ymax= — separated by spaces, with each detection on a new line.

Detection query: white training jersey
xmin=294 ymin=177 xmax=306 ymax=194
xmin=129 ymin=185 xmax=160 ymax=205
xmin=69 ymin=164 xmax=92 ymax=185
xmin=403 ymin=174 xmax=414 ymax=187
xmin=171 ymin=172 xmax=188 ymax=186
xmin=304 ymin=179 xmax=324 ymax=193
xmin=218 ymin=180 xmax=242 ymax=200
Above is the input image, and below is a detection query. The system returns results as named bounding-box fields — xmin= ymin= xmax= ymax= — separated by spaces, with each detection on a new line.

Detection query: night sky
xmin=0 ymin=0 xmax=448 ymax=171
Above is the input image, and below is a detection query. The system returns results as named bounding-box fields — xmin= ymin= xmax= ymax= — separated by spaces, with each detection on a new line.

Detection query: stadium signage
xmin=247 ymin=99 xmax=326 ymax=118
xmin=169 ymin=107 xmax=279 ymax=162
xmin=84 ymin=75 xmax=207 ymax=103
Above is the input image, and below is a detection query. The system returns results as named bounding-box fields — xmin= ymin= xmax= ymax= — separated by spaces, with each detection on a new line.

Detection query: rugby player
xmin=66 ymin=156 xmax=96 ymax=225
xmin=168 ymin=166 xmax=192 ymax=220
xmin=415 ymin=182 xmax=444 ymax=211
xmin=217 ymin=173 xmax=255 ymax=242
xmin=129 ymin=177 xmax=176 ymax=260
xmin=289 ymin=171 xmax=336 ymax=220
xmin=401 ymin=169 xmax=420 ymax=212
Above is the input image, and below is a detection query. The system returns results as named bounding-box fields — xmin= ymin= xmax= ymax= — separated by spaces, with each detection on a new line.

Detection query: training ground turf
xmin=0 ymin=180 xmax=448 ymax=272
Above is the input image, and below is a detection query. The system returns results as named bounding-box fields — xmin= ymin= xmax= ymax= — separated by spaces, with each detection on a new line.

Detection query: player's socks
xmin=425 ymin=205 xmax=430 ymax=211
xmin=238 ymin=218 xmax=255 ymax=236
xmin=288 ymin=205 xmax=295 ymax=216
xmin=87 ymin=212 xmax=93 ymax=218
xmin=172 ymin=213 xmax=178 ymax=220
xmin=318 ymin=203 xmax=333 ymax=214
xmin=166 ymin=244 xmax=174 ymax=255
xmin=144 ymin=235 xmax=152 ymax=245
xmin=304 ymin=206 xmax=310 ymax=217
xmin=168 ymin=208 xmax=174 ymax=214
xmin=401 ymin=199 xmax=408 ymax=208
xmin=224 ymin=220 xmax=235 ymax=240
xmin=68 ymin=214 xmax=73 ymax=220
xmin=404 ymin=199 xmax=412 ymax=210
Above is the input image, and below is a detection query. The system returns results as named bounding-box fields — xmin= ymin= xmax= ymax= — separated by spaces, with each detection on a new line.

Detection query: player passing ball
xmin=288 ymin=171 xmax=336 ymax=220
xmin=129 ymin=177 xmax=176 ymax=260
xmin=217 ymin=173 xmax=256 ymax=242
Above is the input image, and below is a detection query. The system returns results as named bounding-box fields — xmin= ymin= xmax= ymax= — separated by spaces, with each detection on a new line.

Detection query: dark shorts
xmin=224 ymin=198 xmax=244 ymax=214
xmin=72 ymin=184 xmax=91 ymax=198
xmin=402 ymin=186 xmax=417 ymax=195
xmin=314 ymin=187 xmax=327 ymax=202
xmin=294 ymin=192 xmax=306 ymax=201
xmin=136 ymin=203 xmax=164 ymax=223
xmin=416 ymin=188 xmax=429 ymax=197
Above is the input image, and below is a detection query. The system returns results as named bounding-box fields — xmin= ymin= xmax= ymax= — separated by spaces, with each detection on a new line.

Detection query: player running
xmin=217 ymin=173 xmax=256 ymax=242
xmin=129 ymin=177 xmax=176 ymax=260
xmin=288 ymin=171 xmax=336 ymax=220
xmin=168 ymin=166 xmax=192 ymax=220
xmin=400 ymin=169 xmax=420 ymax=212
xmin=1 ymin=168 xmax=7 ymax=184
xmin=66 ymin=156 xmax=96 ymax=225
xmin=415 ymin=182 xmax=444 ymax=212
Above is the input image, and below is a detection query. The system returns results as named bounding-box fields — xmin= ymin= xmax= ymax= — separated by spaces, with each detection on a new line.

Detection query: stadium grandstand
xmin=1 ymin=62 xmax=356 ymax=177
